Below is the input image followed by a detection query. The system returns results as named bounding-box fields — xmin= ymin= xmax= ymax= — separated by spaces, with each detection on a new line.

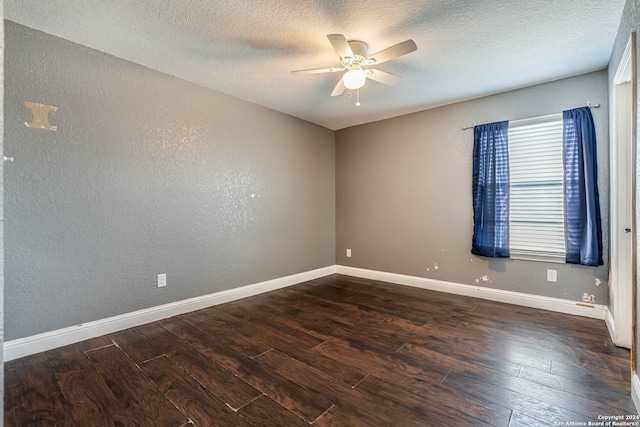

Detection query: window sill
xmin=510 ymin=253 xmax=565 ymax=264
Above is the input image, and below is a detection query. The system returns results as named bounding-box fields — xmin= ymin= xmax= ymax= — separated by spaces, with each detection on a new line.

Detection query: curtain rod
xmin=461 ymin=101 xmax=600 ymax=130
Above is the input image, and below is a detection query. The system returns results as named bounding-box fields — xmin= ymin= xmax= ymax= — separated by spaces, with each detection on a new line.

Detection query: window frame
xmin=507 ymin=113 xmax=566 ymax=263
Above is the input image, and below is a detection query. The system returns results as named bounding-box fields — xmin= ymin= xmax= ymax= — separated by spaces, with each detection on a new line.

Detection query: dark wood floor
xmin=4 ymin=274 xmax=635 ymax=426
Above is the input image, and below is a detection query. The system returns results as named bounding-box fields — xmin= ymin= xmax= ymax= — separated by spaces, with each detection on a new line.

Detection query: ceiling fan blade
xmin=369 ymin=39 xmax=417 ymax=64
xmin=331 ymin=78 xmax=346 ymax=96
xmin=366 ymin=69 xmax=400 ymax=86
xmin=291 ymin=67 xmax=344 ymax=75
xmin=327 ymin=34 xmax=354 ymax=59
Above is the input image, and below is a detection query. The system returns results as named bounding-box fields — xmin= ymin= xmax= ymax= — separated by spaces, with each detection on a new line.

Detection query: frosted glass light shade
xmin=343 ymin=69 xmax=366 ymax=89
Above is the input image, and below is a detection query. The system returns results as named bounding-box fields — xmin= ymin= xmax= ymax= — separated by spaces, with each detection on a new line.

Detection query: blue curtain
xmin=472 ymin=121 xmax=510 ymax=257
xmin=562 ymin=107 xmax=603 ymax=266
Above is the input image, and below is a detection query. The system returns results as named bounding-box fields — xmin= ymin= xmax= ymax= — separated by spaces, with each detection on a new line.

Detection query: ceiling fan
xmin=292 ymin=34 xmax=417 ymax=97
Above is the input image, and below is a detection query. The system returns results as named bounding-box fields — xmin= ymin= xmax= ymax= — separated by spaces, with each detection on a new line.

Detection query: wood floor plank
xmin=137 ymin=321 xmax=262 ymax=411
xmin=297 ymin=283 xmax=435 ymax=326
xmin=4 ymin=275 xmax=634 ymax=425
xmin=508 ymin=410 xmax=551 ymax=427
xmin=231 ymin=285 xmax=379 ymax=329
xmin=114 ymin=322 xmax=173 ymax=358
xmin=373 ymin=316 xmax=554 ymax=372
xmin=550 ymin=358 xmax=629 ymax=387
xmin=279 ymin=343 xmax=367 ymax=387
xmin=471 ymin=297 xmax=612 ymax=340
xmin=220 ymin=297 xmax=360 ymax=347
xmin=313 ymin=336 xmax=515 ymax=427
xmin=464 ymin=310 xmax=628 ymax=366
xmin=253 ymin=349 xmax=429 ymax=426
xmin=237 ymin=394 xmax=309 ymax=427
xmin=87 ymin=345 xmax=188 ymax=426
xmin=334 ymin=277 xmax=477 ymax=317
xmin=140 ymin=355 xmax=253 ymax=427
xmin=369 ymin=370 xmax=514 ymax=427
xmin=356 ymin=375 xmax=498 ymax=427
xmin=161 ymin=317 xmax=334 ymax=423
xmin=312 ymin=405 xmax=374 ymax=427
xmin=273 ymin=286 xmax=389 ymax=325
xmin=179 ymin=310 xmax=272 ymax=357
xmin=399 ymin=341 xmax=522 ymax=377
xmin=444 ymin=369 xmax=607 ymax=421
xmin=3 ymin=366 xmax=17 ymax=427
xmin=444 ymin=369 xmax=594 ymax=424
xmin=208 ymin=302 xmax=367 ymax=386
xmin=56 ymin=366 xmax=132 ymax=426
xmin=234 ymin=315 xmax=325 ymax=351
xmin=212 ymin=310 xmax=368 ymax=386
xmin=518 ymin=364 xmax=634 ymax=411
xmin=313 ymin=337 xmax=451 ymax=384
xmin=109 ymin=326 xmax=166 ymax=364
xmin=167 ymin=348 xmax=262 ymax=412
xmin=458 ymin=318 xmax=629 ymax=374
xmin=171 ymin=350 xmax=262 ymax=411
xmin=3 ymin=408 xmax=16 ymax=427
xmin=188 ymin=306 xmax=250 ymax=329
xmin=314 ymin=276 xmax=472 ymax=317
xmin=8 ymin=353 xmax=76 ymax=426
xmin=232 ymin=298 xmax=355 ymax=339
xmin=330 ymin=323 xmax=408 ymax=352
xmin=45 ymin=335 xmax=114 ymax=374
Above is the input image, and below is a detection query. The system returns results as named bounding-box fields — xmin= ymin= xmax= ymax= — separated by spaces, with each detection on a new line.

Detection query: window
xmin=508 ymin=113 xmax=566 ymax=261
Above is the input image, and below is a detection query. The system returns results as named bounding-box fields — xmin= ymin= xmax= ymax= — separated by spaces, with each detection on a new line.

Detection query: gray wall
xmin=4 ymin=19 xmax=615 ymax=346
xmin=608 ymin=0 xmax=640 ymax=373
xmin=336 ymin=71 xmax=609 ymax=303
xmin=5 ymin=22 xmax=335 ymax=341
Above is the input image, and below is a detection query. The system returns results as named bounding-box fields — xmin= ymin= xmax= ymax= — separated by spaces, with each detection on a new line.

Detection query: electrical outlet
xmin=346 ymin=249 xmax=352 ymax=257
xmin=546 ymin=269 xmax=557 ymax=282
xmin=157 ymin=273 xmax=167 ymax=288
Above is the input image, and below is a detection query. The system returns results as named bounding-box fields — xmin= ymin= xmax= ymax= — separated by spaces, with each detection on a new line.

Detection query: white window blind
xmin=508 ymin=113 xmax=566 ymax=261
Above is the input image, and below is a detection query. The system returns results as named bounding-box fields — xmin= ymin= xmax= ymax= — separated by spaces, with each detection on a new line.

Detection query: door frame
xmin=609 ymin=33 xmax=636 ymax=350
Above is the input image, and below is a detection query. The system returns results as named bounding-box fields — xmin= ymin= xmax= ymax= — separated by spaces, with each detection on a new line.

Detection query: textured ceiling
xmin=7 ymin=0 xmax=626 ymax=130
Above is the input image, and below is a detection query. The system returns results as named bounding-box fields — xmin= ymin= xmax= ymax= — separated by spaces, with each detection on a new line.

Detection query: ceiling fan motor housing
xmin=347 ymin=40 xmax=369 ymax=63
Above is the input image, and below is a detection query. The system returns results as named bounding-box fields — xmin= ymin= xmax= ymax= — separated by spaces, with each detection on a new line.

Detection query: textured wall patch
xmin=24 ymin=101 xmax=57 ymax=131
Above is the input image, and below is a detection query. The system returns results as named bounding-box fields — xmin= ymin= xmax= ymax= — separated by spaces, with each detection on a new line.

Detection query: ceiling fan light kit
xmin=292 ymin=34 xmax=417 ymax=102
xmin=343 ymin=68 xmax=367 ymax=89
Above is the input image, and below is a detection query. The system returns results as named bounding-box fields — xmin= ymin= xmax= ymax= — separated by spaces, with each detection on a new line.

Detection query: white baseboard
xmin=4 ymin=265 xmax=336 ymax=361
xmin=632 ymin=374 xmax=640 ymax=414
xmin=605 ymin=307 xmax=616 ymax=343
xmin=336 ymin=265 xmax=607 ymax=320
xmin=5 ymin=264 xmax=612 ymax=361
